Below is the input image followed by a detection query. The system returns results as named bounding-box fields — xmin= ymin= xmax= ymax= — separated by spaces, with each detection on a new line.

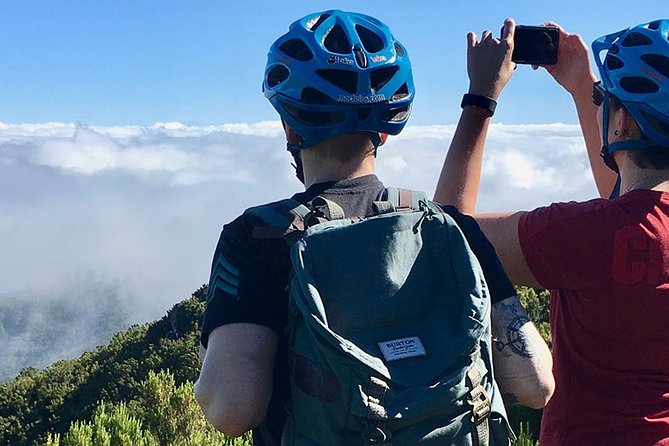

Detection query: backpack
xmin=245 ymin=187 xmax=515 ymax=446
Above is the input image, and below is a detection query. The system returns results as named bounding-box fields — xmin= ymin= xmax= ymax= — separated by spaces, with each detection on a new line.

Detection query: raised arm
xmin=540 ymin=24 xmax=617 ymax=198
xmin=434 ymin=18 xmax=517 ymax=212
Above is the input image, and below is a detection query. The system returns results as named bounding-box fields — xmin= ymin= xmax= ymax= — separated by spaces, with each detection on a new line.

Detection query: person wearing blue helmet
xmin=436 ymin=18 xmax=669 ymax=445
xmin=195 ymin=10 xmax=553 ymax=445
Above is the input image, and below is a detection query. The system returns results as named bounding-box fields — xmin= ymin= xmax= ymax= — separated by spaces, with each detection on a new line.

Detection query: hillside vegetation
xmin=0 ymin=285 xmax=550 ymax=445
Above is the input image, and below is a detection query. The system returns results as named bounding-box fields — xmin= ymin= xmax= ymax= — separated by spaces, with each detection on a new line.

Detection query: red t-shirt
xmin=518 ymin=190 xmax=669 ymax=446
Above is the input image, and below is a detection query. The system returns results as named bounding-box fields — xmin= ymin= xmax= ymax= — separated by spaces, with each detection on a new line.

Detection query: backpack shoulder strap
xmin=244 ymin=199 xmax=311 ymax=240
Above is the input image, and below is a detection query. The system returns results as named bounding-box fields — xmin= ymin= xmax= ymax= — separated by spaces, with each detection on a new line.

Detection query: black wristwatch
xmin=461 ymin=93 xmax=497 ymax=116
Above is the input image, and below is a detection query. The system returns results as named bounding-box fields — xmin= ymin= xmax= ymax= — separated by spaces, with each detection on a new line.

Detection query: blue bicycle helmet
xmin=263 ymin=10 xmax=415 ymax=150
xmin=592 ymin=19 xmax=669 ymax=165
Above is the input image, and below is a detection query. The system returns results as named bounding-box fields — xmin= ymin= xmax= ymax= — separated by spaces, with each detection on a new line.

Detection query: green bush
xmin=45 ymin=370 xmax=249 ymax=446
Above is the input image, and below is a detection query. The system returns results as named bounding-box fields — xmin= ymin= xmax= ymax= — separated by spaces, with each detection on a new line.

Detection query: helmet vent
xmin=620 ymin=76 xmax=659 ymax=94
xmin=301 ymin=87 xmax=336 ymax=105
xmin=394 ymin=42 xmax=405 ymax=57
xmin=356 ymin=25 xmax=384 ymax=53
xmin=370 ymin=66 xmax=399 ymax=93
xmin=324 ymin=25 xmax=351 ymax=54
xmin=306 ymin=14 xmax=331 ymax=32
xmin=382 ymin=106 xmax=410 ymax=122
xmin=317 ymin=69 xmax=358 ymax=94
xmin=353 ymin=44 xmax=368 ymax=68
xmin=279 ymin=39 xmax=314 ymax=62
xmin=647 ymin=21 xmax=661 ymax=31
xmin=391 ymin=83 xmax=410 ymax=101
xmin=621 ymin=32 xmax=653 ymax=47
xmin=267 ymin=65 xmax=290 ymax=88
xmin=606 ymin=55 xmax=624 ymax=70
xmin=280 ymin=101 xmax=345 ymax=126
xmin=642 ymin=54 xmax=669 ymax=78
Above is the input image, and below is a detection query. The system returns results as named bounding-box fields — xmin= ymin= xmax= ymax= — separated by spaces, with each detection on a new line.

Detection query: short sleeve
xmin=518 ymin=198 xmax=615 ymax=290
xmin=200 ymin=214 xmax=291 ymax=348
xmin=439 ymin=204 xmax=516 ymax=303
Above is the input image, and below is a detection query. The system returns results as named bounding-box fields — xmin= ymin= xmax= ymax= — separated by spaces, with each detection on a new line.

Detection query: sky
xmin=1 ymin=0 xmax=667 ymax=126
xmin=0 ymin=2 xmax=667 ymax=370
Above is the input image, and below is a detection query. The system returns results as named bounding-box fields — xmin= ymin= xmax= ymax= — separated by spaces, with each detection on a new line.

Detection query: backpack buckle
xmin=467 ymin=362 xmax=491 ymax=424
xmin=471 ymin=390 xmax=492 ymax=423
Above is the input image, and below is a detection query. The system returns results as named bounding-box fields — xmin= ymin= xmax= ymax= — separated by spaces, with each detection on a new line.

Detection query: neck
xmin=621 ymin=174 xmax=669 ymax=194
xmin=302 ymin=155 xmax=376 ymax=189
xmin=298 ymin=134 xmax=377 ymax=188
xmin=620 ymin=160 xmax=669 ymax=194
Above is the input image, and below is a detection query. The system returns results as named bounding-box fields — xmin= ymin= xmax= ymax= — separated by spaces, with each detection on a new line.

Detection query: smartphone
xmin=502 ymin=25 xmax=559 ymax=65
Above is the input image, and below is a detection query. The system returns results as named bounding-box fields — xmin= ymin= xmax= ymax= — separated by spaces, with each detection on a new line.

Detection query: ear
xmin=617 ymin=107 xmax=643 ymax=139
xmin=281 ymin=119 xmax=302 ymax=145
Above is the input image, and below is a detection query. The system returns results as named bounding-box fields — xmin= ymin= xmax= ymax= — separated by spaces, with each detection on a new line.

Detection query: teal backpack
xmin=245 ymin=188 xmax=514 ymax=446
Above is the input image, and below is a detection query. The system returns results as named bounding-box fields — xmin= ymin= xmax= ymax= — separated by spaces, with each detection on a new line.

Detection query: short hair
xmin=628 ymin=147 xmax=669 ymax=169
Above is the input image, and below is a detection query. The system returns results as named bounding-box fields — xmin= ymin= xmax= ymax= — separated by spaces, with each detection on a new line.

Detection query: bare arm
xmin=434 ymin=18 xmax=516 ymax=210
xmin=572 ymin=80 xmax=616 ymax=197
xmin=194 ymin=323 xmax=278 ymax=437
xmin=541 ymin=24 xmax=617 ymax=197
xmin=434 ymin=107 xmax=493 ymax=212
xmin=472 ymin=211 xmax=540 ymax=288
xmin=491 ymin=295 xmax=554 ymax=408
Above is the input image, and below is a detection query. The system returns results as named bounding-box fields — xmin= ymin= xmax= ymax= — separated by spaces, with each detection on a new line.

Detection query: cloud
xmin=377 ymin=122 xmax=597 ymax=211
xmin=0 ymin=120 xmax=600 ymax=374
xmin=27 ymin=122 xmax=285 ymax=184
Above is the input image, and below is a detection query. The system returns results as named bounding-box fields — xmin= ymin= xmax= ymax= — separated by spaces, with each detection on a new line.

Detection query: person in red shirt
xmin=435 ymin=18 xmax=669 ymax=446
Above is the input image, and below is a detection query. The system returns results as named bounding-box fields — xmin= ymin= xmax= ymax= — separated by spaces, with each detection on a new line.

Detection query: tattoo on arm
xmin=492 ymin=298 xmax=535 ymax=358
xmin=490 ymin=295 xmax=554 ymax=408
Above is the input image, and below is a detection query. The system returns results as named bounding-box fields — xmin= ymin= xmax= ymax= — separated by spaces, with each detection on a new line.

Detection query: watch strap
xmin=461 ymin=93 xmax=497 ymax=115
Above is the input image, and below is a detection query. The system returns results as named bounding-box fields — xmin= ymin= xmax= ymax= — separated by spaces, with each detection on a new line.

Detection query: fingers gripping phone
xmin=501 ymin=25 xmax=559 ymax=65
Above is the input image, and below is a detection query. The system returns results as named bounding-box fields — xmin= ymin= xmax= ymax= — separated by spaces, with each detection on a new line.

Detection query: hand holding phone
xmin=503 ymin=25 xmax=559 ymax=65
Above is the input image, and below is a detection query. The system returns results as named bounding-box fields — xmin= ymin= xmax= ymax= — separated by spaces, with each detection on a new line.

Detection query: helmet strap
xmin=609 ymin=176 xmax=622 ymax=199
xmin=369 ymin=132 xmax=381 ymax=157
xmin=368 ymin=132 xmax=389 ymax=157
xmin=287 ymin=143 xmax=305 ymax=185
xmin=600 ymin=93 xmax=620 ymax=173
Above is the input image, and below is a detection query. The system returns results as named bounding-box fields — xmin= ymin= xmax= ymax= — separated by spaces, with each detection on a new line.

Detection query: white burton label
xmin=377 ymin=336 xmax=427 ymax=362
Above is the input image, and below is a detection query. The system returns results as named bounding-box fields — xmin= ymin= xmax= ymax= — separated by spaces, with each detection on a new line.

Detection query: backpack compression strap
xmin=245 ymin=199 xmax=311 ymax=240
xmin=373 ymin=187 xmax=430 ymax=214
xmin=245 ymin=196 xmax=347 ymax=241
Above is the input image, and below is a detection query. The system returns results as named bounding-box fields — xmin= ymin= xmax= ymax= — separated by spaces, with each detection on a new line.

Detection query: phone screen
xmin=505 ymin=25 xmax=559 ymax=65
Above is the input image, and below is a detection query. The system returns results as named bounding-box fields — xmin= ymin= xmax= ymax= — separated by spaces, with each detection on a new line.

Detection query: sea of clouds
xmin=0 ymin=120 xmax=598 ymax=378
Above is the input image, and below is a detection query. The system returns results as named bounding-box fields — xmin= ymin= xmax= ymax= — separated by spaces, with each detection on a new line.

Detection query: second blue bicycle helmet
xmin=263 ymin=10 xmax=415 ymax=150
xmin=592 ymin=19 xmax=669 ymax=166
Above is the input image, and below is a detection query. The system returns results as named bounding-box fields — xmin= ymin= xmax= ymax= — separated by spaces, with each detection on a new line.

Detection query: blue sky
xmin=1 ymin=1 xmax=667 ymax=126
